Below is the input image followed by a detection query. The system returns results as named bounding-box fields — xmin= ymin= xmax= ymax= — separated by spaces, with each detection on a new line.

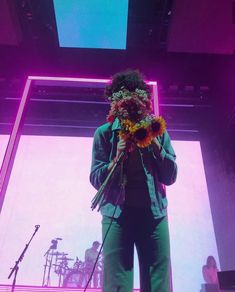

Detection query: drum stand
xmin=55 ymin=259 xmax=69 ymax=287
xmin=42 ymin=239 xmax=59 ymax=286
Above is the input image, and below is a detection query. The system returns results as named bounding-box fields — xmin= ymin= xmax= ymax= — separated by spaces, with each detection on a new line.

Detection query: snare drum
xmin=63 ymin=270 xmax=85 ymax=288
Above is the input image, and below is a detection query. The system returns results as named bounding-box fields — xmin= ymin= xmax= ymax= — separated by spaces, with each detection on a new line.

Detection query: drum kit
xmin=42 ymin=239 xmax=103 ymax=288
xmin=55 ymin=253 xmax=103 ymax=288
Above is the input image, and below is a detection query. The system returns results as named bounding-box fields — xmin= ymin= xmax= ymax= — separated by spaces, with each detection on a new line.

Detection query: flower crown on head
xmin=106 ymin=87 xmax=166 ymax=148
xmin=108 ymin=87 xmax=150 ymax=102
xmin=107 ymin=88 xmax=152 ymax=123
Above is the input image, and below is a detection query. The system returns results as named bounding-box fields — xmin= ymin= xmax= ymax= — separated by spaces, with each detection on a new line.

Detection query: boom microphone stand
xmin=8 ymin=225 xmax=40 ymax=292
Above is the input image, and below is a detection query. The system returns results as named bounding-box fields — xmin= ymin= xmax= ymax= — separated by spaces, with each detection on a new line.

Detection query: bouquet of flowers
xmin=107 ymin=88 xmax=166 ymax=148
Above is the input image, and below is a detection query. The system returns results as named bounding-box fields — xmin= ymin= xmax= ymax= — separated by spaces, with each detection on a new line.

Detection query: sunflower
xmin=118 ymin=115 xmax=166 ymax=149
xmin=127 ymin=118 xmax=152 ymax=148
xmin=151 ymin=116 xmax=166 ymax=137
xmin=119 ymin=119 xmax=135 ymax=142
xmin=133 ymin=127 xmax=153 ymax=148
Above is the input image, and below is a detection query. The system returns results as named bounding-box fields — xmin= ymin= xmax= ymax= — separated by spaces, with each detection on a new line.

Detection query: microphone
xmin=35 ymin=225 xmax=40 ymax=229
xmin=55 ymin=238 xmax=62 ymax=240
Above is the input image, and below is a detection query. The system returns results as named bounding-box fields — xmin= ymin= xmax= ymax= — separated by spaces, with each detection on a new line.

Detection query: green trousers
xmin=102 ymin=207 xmax=171 ymax=292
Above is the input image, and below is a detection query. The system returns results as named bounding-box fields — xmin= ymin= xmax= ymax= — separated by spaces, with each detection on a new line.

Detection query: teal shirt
xmin=90 ymin=119 xmax=177 ymax=219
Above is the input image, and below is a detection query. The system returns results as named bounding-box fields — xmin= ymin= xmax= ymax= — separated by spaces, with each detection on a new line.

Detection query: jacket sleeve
xmin=151 ymin=130 xmax=177 ymax=186
xmin=89 ymin=127 xmax=111 ymax=190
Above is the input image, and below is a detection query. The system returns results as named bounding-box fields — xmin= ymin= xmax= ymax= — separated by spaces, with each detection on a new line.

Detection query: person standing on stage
xmin=84 ymin=241 xmax=101 ymax=288
xmin=90 ymin=70 xmax=177 ymax=292
xmin=202 ymin=256 xmax=219 ymax=285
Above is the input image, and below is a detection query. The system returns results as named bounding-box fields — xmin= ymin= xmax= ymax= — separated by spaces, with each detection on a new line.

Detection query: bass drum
xmin=63 ymin=270 xmax=85 ymax=288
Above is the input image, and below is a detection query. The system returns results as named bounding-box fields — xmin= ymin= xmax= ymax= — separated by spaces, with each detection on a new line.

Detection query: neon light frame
xmin=0 ymin=76 xmax=159 ymax=212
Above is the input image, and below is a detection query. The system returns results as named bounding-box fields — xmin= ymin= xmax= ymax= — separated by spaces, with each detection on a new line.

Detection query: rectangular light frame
xmin=0 ymin=76 xmax=158 ymax=212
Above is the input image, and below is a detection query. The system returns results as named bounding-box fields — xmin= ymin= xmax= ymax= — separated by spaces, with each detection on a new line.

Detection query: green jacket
xmin=90 ymin=119 xmax=177 ymax=218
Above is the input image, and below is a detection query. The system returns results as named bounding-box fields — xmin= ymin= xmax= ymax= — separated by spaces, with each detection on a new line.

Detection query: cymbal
xmin=57 ymin=257 xmax=74 ymax=261
xmin=53 ymin=252 xmax=68 ymax=256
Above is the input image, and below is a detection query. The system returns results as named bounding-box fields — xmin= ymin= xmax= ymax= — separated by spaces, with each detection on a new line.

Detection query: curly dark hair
xmin=104 ymin=69 xmax=151 ymax=100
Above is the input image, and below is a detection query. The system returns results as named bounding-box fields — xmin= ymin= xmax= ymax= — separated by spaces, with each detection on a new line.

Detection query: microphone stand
xmin=91 ymin=151 xmax=126 ymax=211
xmin=8 ymin=225 xmax=40 ymax=292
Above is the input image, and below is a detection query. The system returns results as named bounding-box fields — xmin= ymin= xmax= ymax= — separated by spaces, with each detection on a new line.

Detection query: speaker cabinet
xmin=218 ymin=270 xmax=235 ymax=291
xmin=201 ymin=284 xmax=219 ymax=292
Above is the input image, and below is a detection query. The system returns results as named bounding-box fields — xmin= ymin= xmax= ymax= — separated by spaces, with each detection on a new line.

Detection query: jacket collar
xmin=111 ymin=118 xmax=121 ymax=131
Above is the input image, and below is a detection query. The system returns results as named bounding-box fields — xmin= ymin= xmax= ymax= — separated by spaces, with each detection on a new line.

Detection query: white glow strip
xmin=152 ymin=83 xmax=159 ymax=116
xmin=28 ymin=76 xmax=110 ymax=83
xmin=28 ymin=75 xmax=157 ymax=85
xmin=0 ymin=75 xmax=158 ymax=212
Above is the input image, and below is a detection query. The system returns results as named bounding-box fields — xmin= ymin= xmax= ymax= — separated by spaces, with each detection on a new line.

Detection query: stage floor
xmin=0 ymin=285 xmax=140 ymax=292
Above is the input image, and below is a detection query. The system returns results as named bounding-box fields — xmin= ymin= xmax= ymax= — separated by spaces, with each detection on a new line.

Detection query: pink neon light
xmin=28 ymin=76 xmax=157 ymax=85
xmin=0 ymin=79 xmax=32 ymax=195
xmin=28 ymin=76 xmax=110 ymax=83
xmin=1 ymin=74 xmax=158 ymax=210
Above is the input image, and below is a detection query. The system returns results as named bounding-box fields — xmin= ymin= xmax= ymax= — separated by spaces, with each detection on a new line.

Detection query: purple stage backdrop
xmin=168 ymin=0 xmax=235 ymax=54
xmin=0 ymin=135 xmax=219 ymax=291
